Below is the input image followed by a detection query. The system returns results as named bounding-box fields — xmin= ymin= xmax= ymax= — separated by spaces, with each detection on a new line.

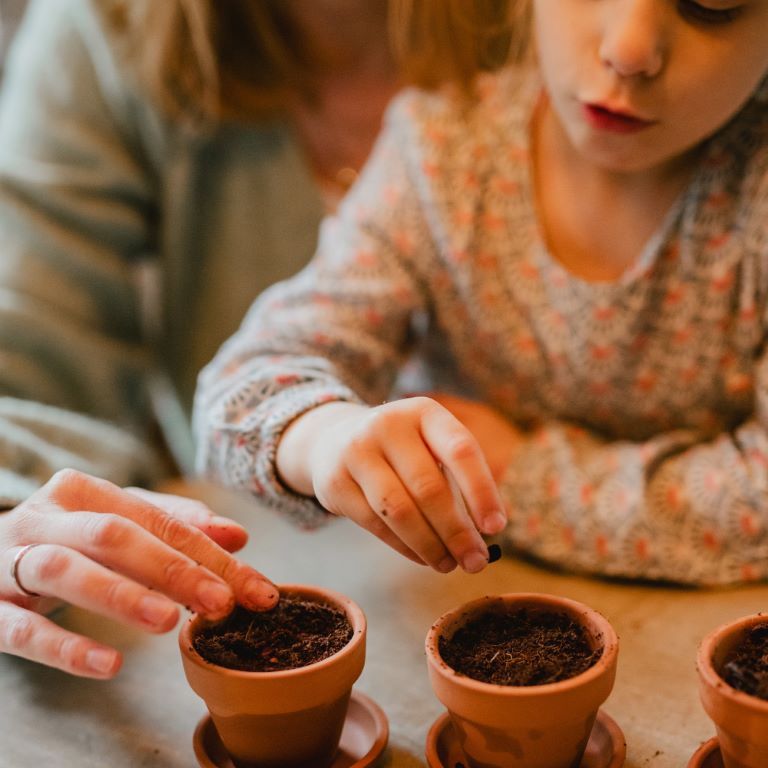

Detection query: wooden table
xmin=2 ymin=480 xmax=765 ymax=767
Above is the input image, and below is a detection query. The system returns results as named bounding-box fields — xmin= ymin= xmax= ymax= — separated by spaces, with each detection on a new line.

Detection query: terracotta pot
xmin=697 ymin=614 xmax=768 ymax=768
xmin=179 ymin=583 xmax=366 ymax=768
xmin=425 ymin=592 xmax=619 ymax=768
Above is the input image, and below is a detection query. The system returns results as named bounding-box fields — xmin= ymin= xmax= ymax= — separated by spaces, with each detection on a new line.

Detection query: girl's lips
xmin=583 ymin=103 xmax=655 ymax=134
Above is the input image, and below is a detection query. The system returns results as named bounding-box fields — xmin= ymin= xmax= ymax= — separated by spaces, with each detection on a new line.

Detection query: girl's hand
xmin=426 ymin=393 xmax=521 ymax=482
xmin=277 ymin=397 xmax=507 ymax=574
xmin=0 ymin=470 xmax=278 ymax=679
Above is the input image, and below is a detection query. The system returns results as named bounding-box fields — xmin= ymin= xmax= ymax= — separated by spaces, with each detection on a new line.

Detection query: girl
xmin=195 ymin=0 xmax=768 ymax=586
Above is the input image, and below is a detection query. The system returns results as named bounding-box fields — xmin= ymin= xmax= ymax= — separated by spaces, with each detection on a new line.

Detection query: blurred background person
xmin=0 ymin=0 xmax=399 ymax=496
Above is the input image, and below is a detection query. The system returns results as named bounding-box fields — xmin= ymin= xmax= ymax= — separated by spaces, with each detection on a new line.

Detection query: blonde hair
xmin=390 ymin=0 xmax=531 ymax=91
xmin=111 ymin=0 xmax=531 ymax=127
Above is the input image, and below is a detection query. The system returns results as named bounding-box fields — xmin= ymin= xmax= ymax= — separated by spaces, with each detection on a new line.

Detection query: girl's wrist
xmin=276 ymin=401 xmax=367 ymax=495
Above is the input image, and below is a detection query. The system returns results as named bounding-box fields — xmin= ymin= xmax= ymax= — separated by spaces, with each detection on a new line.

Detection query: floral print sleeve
xmin=501 ymin=416 xmax=768 ymax=586
xmin=196 ymin=67 xmax=768 ymax=584
xmin=194 ymin=109 xmax=432 ymax=527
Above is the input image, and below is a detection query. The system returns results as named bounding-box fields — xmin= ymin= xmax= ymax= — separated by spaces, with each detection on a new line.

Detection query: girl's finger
xmin=317 ymin=469 xmax=427 ymax=566
xmin=420 ymin=406 xmax=506 ymax=535
xmin=2 ymin=544 xmax=180 ymax=633
xmin=346 ymin=449 xmax=453 ymax=571
xmin=0 ymin=601 xmax=122 ymax=679
xmin=125 ymin=487 xmax=249 ymax=553
xmin=44 ymin=471 xmax=278 ymax=612
xmin=383 ymin=431 xmax=489 ymax=573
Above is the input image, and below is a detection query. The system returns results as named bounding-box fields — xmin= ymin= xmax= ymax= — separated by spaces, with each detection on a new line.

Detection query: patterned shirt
xmin=195 ymin=66 xmax=768 ymax=586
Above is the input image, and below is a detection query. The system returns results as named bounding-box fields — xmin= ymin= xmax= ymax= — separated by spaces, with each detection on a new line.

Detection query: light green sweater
xmin=0 ymin=0 xmax=324 ymax=505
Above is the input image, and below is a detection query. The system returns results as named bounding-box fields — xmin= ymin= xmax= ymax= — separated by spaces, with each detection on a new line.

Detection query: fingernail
xmin=243 ymin=578 xmax=279 ymax=609
xmin=85 ymin=648 xmax=119 ymax=675
xmin=437 ymin=556 xmax=457 ymax=574
xmin=197 ymin=580 xmax=233 ymax=615
xmin=462 ymin=550 xmax=488 ymax=574
xmin=139 ymin=595 xmax=178 ymax=627
xmin=482 ymin=511 xmax=507 ymax=534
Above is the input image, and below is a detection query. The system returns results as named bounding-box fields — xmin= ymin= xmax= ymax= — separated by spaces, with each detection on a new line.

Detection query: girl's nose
xmin=598 ymin=0 xmax=665 ymax=79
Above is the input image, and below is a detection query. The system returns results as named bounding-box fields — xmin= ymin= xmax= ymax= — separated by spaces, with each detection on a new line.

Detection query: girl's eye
xmin=677 ymin=0 xmax=743 ymax=23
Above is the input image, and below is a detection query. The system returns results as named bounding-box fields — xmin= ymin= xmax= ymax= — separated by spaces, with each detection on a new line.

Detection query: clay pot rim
xmin=179 ymin=582 xmax=366 ymax=680
xmin=697 ymin=612 xmax=768 ymax=712
xmin=425 ymin=591 xmax=618 ymax=696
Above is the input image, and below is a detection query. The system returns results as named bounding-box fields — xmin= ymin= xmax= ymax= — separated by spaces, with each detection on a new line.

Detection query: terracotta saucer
xmin=193 ymin=689 xmax=389 ymax=768
xmin=687 ymin=738 xmax=723 ymax=768
xmin=425 ymin=708 xmax=626 ymax=768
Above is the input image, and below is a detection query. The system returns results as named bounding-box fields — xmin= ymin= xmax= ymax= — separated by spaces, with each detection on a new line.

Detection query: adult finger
xmin=0 ymin=601 xmax=122 ymax=679
xmin=346 ymin=449 xmax=454 ymax=572
xmin=2 ymin=544 xmax=180 ymax=633
xmin=16 ymin=511 xmax=254 ymax=620
xmin=45 ymin=471 xmax=278 ymax=612
xmin=383 ymin=430 xmax=489 ymax=573
xmin=420 ymin=406 xmax=506 ymax=535
xmin=125 ymin=487 xmax=248 ymax=553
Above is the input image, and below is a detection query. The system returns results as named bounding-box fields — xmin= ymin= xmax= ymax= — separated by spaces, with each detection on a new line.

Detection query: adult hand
xmin=0 ymin=469 xmax=277 ymax=679
xmin=277 ymin=397 xmax=507 ymax=574
xmin=427 ymin=393 xmax=521 ymax=482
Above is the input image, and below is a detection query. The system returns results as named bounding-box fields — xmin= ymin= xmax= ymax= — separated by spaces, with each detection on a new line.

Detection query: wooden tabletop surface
xmin=2 ymin=480 xmax=764 ymax=767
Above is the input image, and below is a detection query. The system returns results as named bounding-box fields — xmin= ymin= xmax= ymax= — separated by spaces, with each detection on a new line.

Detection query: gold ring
xmin=10 ymin=544 xmax=41 ymax=598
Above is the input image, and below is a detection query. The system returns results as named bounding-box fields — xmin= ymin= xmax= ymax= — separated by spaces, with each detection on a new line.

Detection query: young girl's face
xmin=533 ymin=0 xmax=768 ymax=174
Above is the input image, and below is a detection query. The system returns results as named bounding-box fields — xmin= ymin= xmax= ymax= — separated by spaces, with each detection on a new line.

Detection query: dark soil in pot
xmin=193 ymin=597 xmax=353 ymax=672
xmin=439 ymin=607 xmax=602 ymax=686
xmin=721 ymin=621 xmax=768 ymax=699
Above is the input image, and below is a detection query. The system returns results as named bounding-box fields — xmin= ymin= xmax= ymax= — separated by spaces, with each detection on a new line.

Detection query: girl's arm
xmin=195 ymin=101 xmax=505 ymax=573
xmin=493 ymin=394 xmax=768 ymax=586
xmin=0 ymin=0 xmax=162 ymax=506
xmin=428 ymin=379 xmax=768 ymax=586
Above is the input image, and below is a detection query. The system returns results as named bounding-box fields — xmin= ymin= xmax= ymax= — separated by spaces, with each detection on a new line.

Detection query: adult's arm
xmin=0 ymin=0 xmax=164 ymax=505
xmin=0 ymin=469 xmax=278 ymax=678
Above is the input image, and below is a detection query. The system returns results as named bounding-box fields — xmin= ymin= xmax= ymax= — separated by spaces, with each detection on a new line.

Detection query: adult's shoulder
xmin=8 ymin=0 xmax=129 ymax=62
xmin=2 ymin=0 xmax=172 ymax=166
